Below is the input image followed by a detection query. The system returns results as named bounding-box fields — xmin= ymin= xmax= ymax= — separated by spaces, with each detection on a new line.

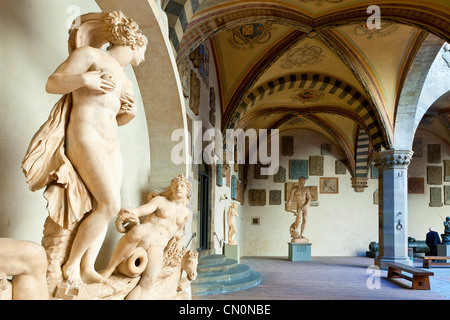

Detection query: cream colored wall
xmin=242 ymin=129 xmax=379 ymax=257
xmin=182 ymin=39 xmax=244 ymax=254
xmin=408 ymin=129 xmax=450 ymax=240
xmin=0 ymin=0 xmax=151 ymax=268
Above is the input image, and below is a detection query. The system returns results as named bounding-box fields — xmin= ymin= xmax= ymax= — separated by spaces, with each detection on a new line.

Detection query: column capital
xmin=373 ymin=149 xmax=413 ymax=170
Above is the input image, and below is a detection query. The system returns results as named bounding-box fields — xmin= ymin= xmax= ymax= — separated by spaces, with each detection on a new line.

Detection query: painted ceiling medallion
xmin=354 ymin=21 xmax=399 ymax=39
xmin=292 ymin=89 xmax=325 ymax=103
xmin=300 ymin=0 xmax=345 ymax=6
xmin=228 ymin=21 xmax=273 ymax=49
xmin=281 ymin=43 xmax=325 ymax=68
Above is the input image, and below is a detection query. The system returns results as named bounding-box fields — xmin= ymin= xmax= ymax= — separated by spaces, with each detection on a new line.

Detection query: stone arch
xmin=231 ymin=73 xmax=388 ymax=150
xmin=96 ymin=0 xmax=189 ymax=191
xmin=394 ymin=34 xmax=448 ymax=150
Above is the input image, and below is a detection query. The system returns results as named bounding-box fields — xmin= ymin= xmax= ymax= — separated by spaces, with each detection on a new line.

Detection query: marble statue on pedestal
xmin=227 ymin=202 xmax=239 ymax=245
xmin=286 ymin=177 xmax=312 ymax=243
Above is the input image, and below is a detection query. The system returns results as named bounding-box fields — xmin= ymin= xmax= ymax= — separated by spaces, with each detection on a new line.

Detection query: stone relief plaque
xmin=289 ymin=160 xmax=308 ymax=179
xmin=216 ymin=164 xmax=223 ymax=187
xmin=226 ymin=166 xmax=231 ymax=187
xmin=444 ymin=186 xmax=450 ymax=205
xmin=189 ymin=70 xmax=200 ymax=115
xmin=239 ymin=181 xmax=244 ymax=205
xmin=321 ymin=143 xmax=331 ymax=155
xmin=335 ymin=160 xmax=347 ymax=175
xmin=177 ymin=56 xmax=190 ymax=98
xmin=429 ymin=187 xmax=443 ymax=207
xmin=444 ymin=160 xmax=450 ymax=182
xmin=269 ymin=190 xmax=282 ymax=205
xmin=231 ymin=175 xmax=237 ymax=200
xmin=309 ymin=156 xmax=324 ymax=176
xmin=373 ymin=189 xmax=378 ymax=205
xmin=285 ymin=182 xmax=296 ymax=202
xmin=427 ymin=166 xmax=442 ymax=185
xmin=408 ymin=178 xmax=424 ymax=194
xmin=309 ymin=186 xmax=318 ymax=201
xmin=412 ymin=137 xmax=422 ymax=158
xmin=371 ymin=164 xmax=378 ymax=179
xmin=248 ymin=189 xmax=266 ymax=206
xmin=254 ymin=163 xmax=269 ymax=180
xmin=274 ymin=166 xmax=286 ymax=183
xmin=209 ymin=87 xmax=216 ymax=126
xmin=319 ymin=177 xmax=338 ymax=194
xmin=281 ymin=136 xmax=294 ymax=156
xmin=427 ymin=144 xmax=441 ymax=164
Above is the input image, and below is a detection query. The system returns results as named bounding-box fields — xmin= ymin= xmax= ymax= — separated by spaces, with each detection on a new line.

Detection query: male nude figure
xmin=286 ymin=177 xmax=312 ymax=240
xmin=44 ymin=13 xmax=147 ymax=286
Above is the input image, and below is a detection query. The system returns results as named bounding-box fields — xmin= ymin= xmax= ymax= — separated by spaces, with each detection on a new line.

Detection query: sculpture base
xmin=223 ymin=243 xmax=240 ymax=263
xmin=288 ymin=242 xmax=311 ymax=261
xmin=291 ymin=237 xmax=309 ymax=244
xmin=438 ymin=244 xmax=450 ymax=263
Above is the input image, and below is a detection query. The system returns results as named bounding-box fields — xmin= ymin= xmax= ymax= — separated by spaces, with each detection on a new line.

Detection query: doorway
xmin=198 ymin=163 xmax=210 ymax=251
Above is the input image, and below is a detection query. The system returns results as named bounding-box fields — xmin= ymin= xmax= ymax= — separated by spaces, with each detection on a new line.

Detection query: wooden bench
xmin=386 ymin=262 xmax=434 ymax=290
xmin=423 ymin=256 xmax=450 ymax=268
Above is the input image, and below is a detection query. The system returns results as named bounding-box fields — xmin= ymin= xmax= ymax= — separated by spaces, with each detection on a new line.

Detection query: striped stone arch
xmin=354 ymin=129 xmax=370 ymax=178
xmin=229 ymin=73 xmax=387 ymax=150
xmin=163 ymin=0 xmax=204 ymax=52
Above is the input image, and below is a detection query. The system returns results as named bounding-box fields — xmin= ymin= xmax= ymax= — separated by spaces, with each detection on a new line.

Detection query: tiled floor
xmin=193 ymin=256 xmax=450 ymax=300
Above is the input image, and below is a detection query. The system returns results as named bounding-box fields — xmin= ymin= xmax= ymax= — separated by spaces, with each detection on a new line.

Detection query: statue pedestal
xmin=288 ymin=242 xmax=311 ymax=261
xmin=437 ymin=244 xmax=450 ymax=262
xmin=224 ymin=243 xmax=240 ymax=263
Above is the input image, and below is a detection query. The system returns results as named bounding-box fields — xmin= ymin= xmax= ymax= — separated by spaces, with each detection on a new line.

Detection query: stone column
xmin=373 ymin=150 xmax=414 ymax=269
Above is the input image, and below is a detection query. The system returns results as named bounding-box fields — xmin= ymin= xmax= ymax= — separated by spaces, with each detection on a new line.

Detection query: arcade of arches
xmin=0 ymin=0 xmax=449 ymax=287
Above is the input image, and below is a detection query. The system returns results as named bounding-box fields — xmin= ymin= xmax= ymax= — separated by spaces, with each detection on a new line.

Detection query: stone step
xmin=195 ymin=264 xmax=250 ymax=284
xmin=192 ymin=254 xmax=261 ymax=296
xmin=192 ymin=270 xmax=261 ymax=295
xmin=197 ymin=254 xmax=227 ymax=266
xmin=197 ymin=258 xmax=239 ymax=274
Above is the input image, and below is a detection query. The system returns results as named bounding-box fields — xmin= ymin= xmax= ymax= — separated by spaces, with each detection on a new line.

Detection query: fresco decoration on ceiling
xmin=299 ymin=0 xmax=345 ymax=6
xmin=285 ymin=116 xmax=306 ymax=126
xmin=281 ymin=43 xmax=325 ymax=68
xmin=189 ymin=43 xmax=209 ymax=85
xmin=291 ymin=89 xmax=325 ymax=103
xmin=228 ymin=21 xmax=275 ymax=50
xmin=353 ymin=21 xmax=399 ymax=40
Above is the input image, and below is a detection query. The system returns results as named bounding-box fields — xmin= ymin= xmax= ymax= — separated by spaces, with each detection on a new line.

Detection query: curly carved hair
xmin=104 ymin=11 xmax=148 ymax=49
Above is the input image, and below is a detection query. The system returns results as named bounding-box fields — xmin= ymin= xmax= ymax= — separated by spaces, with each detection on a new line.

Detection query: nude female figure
xmin=227 ymin=202 xmax=239 ymax=244
xmin=44 ymin=12 xmax=147 ymax=286
xmin=99 ymin=175 xmax=191 ymax=300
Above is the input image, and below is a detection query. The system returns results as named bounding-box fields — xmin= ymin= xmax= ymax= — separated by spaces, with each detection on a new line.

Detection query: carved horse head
xmin=181 ymin=250 xmax=198 ymax=281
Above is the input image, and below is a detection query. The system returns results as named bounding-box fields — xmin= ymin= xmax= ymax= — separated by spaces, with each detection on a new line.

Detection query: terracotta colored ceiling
xmin=171 ymin=0 xmax=450 ymax=172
